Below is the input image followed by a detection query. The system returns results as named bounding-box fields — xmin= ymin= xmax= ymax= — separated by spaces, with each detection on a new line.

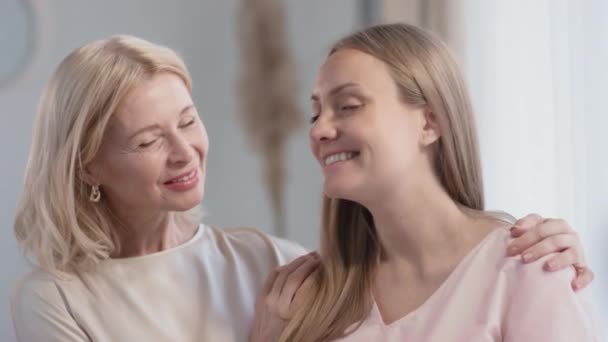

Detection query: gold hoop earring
xmin=89 ymin=185 xmax=101 ymax=202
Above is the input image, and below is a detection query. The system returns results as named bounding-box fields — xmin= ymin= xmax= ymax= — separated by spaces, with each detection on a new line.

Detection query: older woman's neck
xmin=111 ymin=211 xmax=197 ymax=258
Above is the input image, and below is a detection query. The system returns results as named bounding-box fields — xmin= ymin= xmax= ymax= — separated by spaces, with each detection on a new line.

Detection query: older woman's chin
xmin=162 ymin=184 xmax=205 ymax=212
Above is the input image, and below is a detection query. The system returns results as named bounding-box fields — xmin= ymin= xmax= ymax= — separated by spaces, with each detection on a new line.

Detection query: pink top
xmin=335 ymin=227 xmax=601 ymax=342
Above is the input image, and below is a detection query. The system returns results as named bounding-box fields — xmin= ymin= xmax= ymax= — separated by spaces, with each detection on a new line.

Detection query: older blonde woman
xmin=11 ymin=36 xmax=306 ymax=342
xmin=12 ymin=35 xmax=593 ymax=342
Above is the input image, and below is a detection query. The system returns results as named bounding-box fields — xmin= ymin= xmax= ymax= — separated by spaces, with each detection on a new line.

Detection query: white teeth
xmin=171 ymin=170 xmax=195 ymax=183
xmin=324 ymin=152 xmax=356 ymax=166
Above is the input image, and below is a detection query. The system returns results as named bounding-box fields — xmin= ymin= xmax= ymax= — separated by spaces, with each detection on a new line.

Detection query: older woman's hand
xmin=507 ymin=214 xmax=594 ymax=290
xmin=250 ymin=252 xmax=320 ymax=342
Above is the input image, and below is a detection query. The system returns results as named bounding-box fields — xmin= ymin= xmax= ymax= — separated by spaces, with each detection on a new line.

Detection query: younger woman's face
xmin=309 ymin=49 xmax=437 ymax=202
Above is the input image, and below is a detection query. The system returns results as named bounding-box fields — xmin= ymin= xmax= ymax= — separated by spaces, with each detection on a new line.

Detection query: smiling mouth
xmin=324 ymin=152 xmax=359 ymax=166
xmin=164 ymin=169 xmax=197 ymax=184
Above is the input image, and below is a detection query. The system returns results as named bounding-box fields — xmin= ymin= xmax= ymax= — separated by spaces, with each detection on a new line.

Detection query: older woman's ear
xmin=78 ymin=167 xmax=97 ymax=187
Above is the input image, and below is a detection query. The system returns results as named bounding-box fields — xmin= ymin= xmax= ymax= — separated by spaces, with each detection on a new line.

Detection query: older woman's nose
xmin=168 ymin=134 xmax=194 ymax=166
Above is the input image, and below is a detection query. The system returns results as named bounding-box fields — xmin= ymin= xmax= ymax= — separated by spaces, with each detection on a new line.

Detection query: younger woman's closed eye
xmin=340 ymin=104 xmax=361 ymax=111
xmin=336 ymin=99 xmax=363 ymax=114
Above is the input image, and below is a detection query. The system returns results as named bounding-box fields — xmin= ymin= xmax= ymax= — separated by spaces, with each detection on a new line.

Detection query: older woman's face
xmin=90 ymin=72 xmax=208 ymax=215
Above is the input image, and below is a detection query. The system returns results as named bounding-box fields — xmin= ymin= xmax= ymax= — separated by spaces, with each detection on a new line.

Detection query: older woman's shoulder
xmin=204 ymin=225 xmax=309 ymax=266
xmin=12 ymin=269 xmax=77 ymax=306
xmin=13 ymin=269 xmax=62 ymax=301
xmin=11 ymin=269 xmax=90 ymax=340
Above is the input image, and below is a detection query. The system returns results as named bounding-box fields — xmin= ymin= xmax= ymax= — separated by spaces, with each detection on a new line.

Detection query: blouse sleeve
xmin=11 ymin=272 xmax=90 ymax=342
xmin=268 ymin=234 xmax=309 ymax=264
xmin=503 ymin=255 xmax=601 ymax=341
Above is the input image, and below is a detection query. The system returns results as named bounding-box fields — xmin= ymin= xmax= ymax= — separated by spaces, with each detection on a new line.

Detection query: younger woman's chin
xmin=322 ymin=188 xmax=358 ymax=202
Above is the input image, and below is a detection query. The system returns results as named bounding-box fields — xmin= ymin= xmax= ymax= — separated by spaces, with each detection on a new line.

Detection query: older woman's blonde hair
xmin=14 ymin=35 xmax=196 ymax=274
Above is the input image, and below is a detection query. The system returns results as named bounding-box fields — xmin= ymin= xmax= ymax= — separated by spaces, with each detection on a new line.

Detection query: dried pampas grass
xmin=237 ymin=0 xmax=304 ymax=237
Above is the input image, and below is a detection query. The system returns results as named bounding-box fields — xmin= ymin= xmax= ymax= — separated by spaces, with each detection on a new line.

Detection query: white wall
xmin=580 ymin=0 xmax=608 ymax=320
xmin=461 ymin=0 xmax=607 ymax=320
xmin=0 ymin=1 xmax=359 ymax=340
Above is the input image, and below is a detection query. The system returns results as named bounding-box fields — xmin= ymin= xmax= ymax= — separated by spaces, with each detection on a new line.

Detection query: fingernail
xmin=507 ymin=246 xmax=519 ymax=255
xmin=544 ymin=261 xmax=555 ymax=271
xmin=522 ymin=253 xmax=533 ymax=262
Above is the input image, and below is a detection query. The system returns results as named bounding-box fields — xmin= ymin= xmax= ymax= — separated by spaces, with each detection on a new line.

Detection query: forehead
xmin=110 ymin=73 xmax=191 ymax=131
xmin=313 ymin=49 xmax=396 ymax=97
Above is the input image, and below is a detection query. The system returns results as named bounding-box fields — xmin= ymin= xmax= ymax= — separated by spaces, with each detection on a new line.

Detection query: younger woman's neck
xmin=363 ymin=176 xmax=492 ymax=273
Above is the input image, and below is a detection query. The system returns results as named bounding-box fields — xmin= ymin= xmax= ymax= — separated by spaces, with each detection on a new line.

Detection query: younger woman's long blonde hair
xmin=14 ymin=35 xmax=195 ymax=274
xmin=280 ymin=23 xmax=485 ymax=342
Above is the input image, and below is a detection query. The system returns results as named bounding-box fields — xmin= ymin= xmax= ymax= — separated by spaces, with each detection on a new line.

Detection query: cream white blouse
xmin=11 ymin=225 xmax=307 ymax=342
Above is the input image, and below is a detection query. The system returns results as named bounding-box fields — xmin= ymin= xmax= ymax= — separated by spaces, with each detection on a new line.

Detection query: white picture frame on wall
xmin=0 ymin=0 xmax=40 ymax=89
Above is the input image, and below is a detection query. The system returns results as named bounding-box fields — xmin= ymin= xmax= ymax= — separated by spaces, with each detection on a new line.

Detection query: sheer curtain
xmin=382 ymin=0 xmax=607 ymax=320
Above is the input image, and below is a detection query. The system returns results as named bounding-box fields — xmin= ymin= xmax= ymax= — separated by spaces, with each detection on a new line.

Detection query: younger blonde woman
xmin=254 ymin=23 xmax=599 ymax=342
